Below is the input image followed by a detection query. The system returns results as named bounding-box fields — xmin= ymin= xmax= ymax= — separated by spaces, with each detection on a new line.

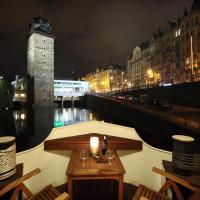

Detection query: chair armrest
xmin=55 ymin=192 xmax=70 ymax=200
xmin=152 ymin=167 xmax=199 ymax=192
xmin=0 ymin=168 xmax=41 ymax=196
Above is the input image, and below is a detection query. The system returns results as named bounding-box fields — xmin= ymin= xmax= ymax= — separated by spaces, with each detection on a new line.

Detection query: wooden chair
xmin=132 ymin=167 xmax=200 ymax=200
xmin=0 ymin=168 xmax=69 ymax=200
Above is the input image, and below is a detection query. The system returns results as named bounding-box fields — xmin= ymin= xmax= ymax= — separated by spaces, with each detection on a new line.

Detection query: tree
xmin=0 ymin=77 xmax=14 ymax=110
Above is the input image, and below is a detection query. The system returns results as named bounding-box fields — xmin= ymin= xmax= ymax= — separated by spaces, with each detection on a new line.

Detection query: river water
xmin=0 ymin=106 xmax=198 ymax=152
xmin=0 ymin=107 xmax=103 ymax=152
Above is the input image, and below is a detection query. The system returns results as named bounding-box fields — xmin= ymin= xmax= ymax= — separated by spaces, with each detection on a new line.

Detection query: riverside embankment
xmin=85 ymin=94 xmax=200 ymax=134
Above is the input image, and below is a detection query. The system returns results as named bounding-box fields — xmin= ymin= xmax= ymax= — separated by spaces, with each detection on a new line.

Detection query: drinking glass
xmin=79 ymin=149 xmax=88 ymax=163
xmin=106 ymin=149 xmax=114 ymax=166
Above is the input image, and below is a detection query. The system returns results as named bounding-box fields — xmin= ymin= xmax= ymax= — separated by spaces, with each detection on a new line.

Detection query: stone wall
xmin=27 ymin=32 xmax=54 ymax=107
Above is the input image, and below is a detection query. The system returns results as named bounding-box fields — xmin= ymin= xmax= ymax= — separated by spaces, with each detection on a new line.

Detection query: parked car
xmin=153 ymin=99 xmax=173 ymax=111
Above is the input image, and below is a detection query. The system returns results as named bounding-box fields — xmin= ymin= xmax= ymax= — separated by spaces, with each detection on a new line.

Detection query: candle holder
xmin=90 ymin=136 xmax=99 ymax=157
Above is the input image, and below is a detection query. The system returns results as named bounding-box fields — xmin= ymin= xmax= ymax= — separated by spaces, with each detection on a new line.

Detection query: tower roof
xmin=191 ymin=0 xmax=200 ymax=10
xmin=29 ymin=17 xmax=52 ymax=34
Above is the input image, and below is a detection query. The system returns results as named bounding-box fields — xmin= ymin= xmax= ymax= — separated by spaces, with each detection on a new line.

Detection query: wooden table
xmin=66 ymin=150 xmax=125 ymax=200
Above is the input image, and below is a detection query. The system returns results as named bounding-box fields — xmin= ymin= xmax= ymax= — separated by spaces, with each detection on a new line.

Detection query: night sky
xmin=0 ymin=0 xmax=193 ymax=80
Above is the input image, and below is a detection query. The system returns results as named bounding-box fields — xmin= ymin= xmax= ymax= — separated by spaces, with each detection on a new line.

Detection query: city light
xmin=20 ymin=113 xmax=26 ymax=120
xmin=20 ymin=93 xmax=26 ymax=97
xmin=147 ymin=69 xmax=153 ymax=78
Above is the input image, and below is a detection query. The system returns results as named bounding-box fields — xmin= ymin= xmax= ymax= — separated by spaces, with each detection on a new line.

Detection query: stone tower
xmin=27 ymin=17 xmax=55 ymax=107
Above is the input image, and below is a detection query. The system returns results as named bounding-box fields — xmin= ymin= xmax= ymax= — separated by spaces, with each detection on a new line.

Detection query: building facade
xmin=83 ymin=65 xmax=125 ymax=93
xmin=127 ymin=0 xmax=200 ymax=89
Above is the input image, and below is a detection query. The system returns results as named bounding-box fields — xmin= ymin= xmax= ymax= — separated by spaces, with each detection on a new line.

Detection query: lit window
xmin=20 ymin=113 xmax=26 ymax=120
xmin=175 ymin=29 xmax=181 ymax=37
xmin=20 ymin=93 xmax=26 ymax=97
xmin=185 ymin=58 xmax=190 ymax=65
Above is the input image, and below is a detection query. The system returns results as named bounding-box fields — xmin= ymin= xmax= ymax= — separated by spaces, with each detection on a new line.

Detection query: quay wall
xmin=120 ymin=81 xmax=200 ymax=108
xmin=85 ymin=95 xmax=200 ymax=133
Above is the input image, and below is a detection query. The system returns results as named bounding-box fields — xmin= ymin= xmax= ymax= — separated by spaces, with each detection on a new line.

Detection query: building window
xmin=186 ymin=21 xmax=189 ymax=28
xmin=175 ymin=29 xmax=181 ymax=37
xmin=182 ymin=35 xmax=185 ymax=42
xmin=186 ymin=33 xmax=189 ymax=40
xmin=191 ymin=18 xmax=194 ymax=26
xmin=196 ymin=17 xmax=198 ymax=25
xmin=185 ymin=58 xmax=190 ymax=65
xmin=198 ymin=31 xmax=200 ymax=39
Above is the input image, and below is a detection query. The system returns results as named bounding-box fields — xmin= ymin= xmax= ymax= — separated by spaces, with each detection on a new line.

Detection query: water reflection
xmin=54 ymin=108 xmax=96 ymax=127
xmin=0 ymin=107 xmax=98 ymax=152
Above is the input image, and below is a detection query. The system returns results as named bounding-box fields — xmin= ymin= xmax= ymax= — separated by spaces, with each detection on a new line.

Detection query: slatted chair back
xmin=132 ymin=184 xmax=171 ymax=200
xmin=132 ymin=167 xmax=200 ymax=200
xmin=0 ymin=168 xmax=69 ymax=200
xmin=153 ymin=167 xmax=200 ymax=200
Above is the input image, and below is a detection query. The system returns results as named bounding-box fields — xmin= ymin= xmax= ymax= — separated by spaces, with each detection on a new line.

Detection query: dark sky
xmin=0 ymin=0 xmax=193 ymax=80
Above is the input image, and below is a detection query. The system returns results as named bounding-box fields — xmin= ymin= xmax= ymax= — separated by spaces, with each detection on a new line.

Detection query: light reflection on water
xmin=0 ymin=107 xmax=99 ymax=152
xmin=54 ymin=108 xmax=96 ymax=127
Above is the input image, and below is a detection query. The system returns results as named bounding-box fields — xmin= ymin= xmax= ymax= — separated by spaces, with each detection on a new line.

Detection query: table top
xmin=162 ymin=160 xmax=200 ymax=187
xmin=66 ymin=150 xmax=125 ymax=177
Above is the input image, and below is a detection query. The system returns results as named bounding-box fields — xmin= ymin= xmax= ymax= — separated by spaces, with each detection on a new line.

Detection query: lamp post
xmin=190 ymin=35 xmax=194 ymax=81
xmin=121 ymin=72 xmax=124 ymax=89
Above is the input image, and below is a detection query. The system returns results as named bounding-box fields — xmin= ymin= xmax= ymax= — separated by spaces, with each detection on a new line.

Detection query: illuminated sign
xmin=54 ymin=121 xmax=64 ymax=127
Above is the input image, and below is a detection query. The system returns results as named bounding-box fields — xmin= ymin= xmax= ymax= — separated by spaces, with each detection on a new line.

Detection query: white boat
xmin=16 ymin=120 xmax=172 ymax=195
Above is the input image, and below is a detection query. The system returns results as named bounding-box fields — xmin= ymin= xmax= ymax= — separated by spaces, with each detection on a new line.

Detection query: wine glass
xmin=106 ymin=149 xmax=114 ymax=166
xmin=79 ymin=149 xmax=88 ymax=165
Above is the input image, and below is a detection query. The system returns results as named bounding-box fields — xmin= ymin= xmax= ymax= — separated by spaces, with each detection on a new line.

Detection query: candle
xmin=90 ymin=136 xmax=99 ymax=155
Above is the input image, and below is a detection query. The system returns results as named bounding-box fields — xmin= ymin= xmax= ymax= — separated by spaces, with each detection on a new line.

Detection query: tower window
xmin=175 ymin=29 xmax=181 ymax=37
xmin=44 ymin=40 xmax=46 ymax=42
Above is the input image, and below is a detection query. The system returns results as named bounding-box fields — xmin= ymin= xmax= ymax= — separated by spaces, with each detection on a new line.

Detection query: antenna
xmin=40 ymin=0 xmax=43 ymax=17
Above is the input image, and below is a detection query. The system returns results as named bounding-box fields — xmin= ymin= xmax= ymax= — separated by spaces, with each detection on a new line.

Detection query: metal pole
xmin=190 ymin=35 xmax=194 ymax=81
xmin=61 ymin=96 xmax=63 ymax=108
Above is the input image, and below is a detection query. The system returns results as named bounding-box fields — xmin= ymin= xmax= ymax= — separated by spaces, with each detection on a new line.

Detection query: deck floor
xmin=56 ymin=180 xmax=137 ymax=200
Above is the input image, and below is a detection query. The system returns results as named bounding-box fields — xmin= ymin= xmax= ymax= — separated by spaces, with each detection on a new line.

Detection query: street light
xmin=147 ymin=69 xmax=153 ymax=78
xmin=121 ymin=72 xmax=124 ymax=89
